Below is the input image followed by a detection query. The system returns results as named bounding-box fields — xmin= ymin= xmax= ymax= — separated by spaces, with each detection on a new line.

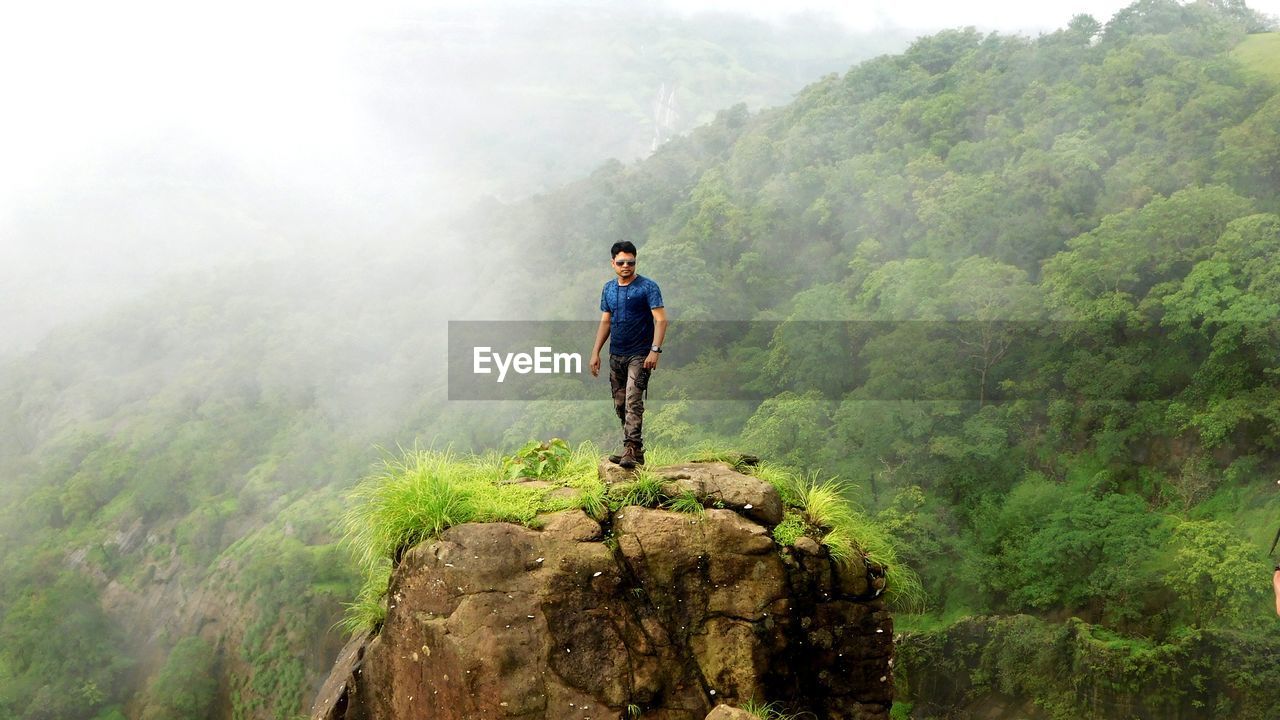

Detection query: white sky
xmin=0 ymin=0 xmax=374 ymax=216
xmin=0 ymin=0 xmax=1276 ymax=217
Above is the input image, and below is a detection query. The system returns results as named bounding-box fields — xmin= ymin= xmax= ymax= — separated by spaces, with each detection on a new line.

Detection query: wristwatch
xmin=651 ymin=346 xmax=662 ymax=353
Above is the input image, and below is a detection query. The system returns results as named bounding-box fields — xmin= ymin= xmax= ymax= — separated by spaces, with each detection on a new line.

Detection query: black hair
xmin=611 ymin=241 xmax=638 ymax=258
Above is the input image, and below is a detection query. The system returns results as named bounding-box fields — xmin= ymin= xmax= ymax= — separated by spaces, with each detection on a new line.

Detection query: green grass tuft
xmin=747 ymin=461 xmax=805 ymax=508
xmin=793 ymin=473 xmax=927 ymax=612
xmin=666 ymin=491 xmax=705 ymax=514
xmin=741 ymin=698 xmax=802 ymax=719
xmin=799 ymin=475 xmax=853 ymax=531
xmin=610 ymin=470 xmax=665 ymax=508
xmin=340 ymin=441 xmax=609 ymax=633
xmin=822 ymin=525 xmax=859 ymax=565
xmin=636 ymin=445 xmax=689 ymax=468
xmin=685 ymin=444 xmax=754 ymax=469
xmin=577 ymin=483 xmax=607 ymax=517
xmin=771 ymin=512 xmax=806 ymax=546
xmin=559 ymin=441 xmax=608 ymax=488
xmin=342 ymin=450 xmax=479 ymax=572
xmin=338 ymin=561 xmax=391 ymax=635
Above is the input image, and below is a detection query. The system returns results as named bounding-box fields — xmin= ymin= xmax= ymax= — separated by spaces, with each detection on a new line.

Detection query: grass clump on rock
xmin=340 ymin=441 xmax=605 ymax=632
xmin=666 ymin=491 xmax=705 ymax=515
xmin=771 ymin=512 xmax=807 ymax=547
xmin=754 ymin=464 xmax=924 ymax=611
xmin=344 ymin=448 xmax=573 ymax=569
xmin=741 ymin=698 xmax=803 ymax=719
xmin=798 ymin=475 xmax=925 ymax=610
xmin=338 ymin=562 xmax=391 ymax=635
xmin=609 ymin=470 xmax=665 ymax=509
xmin=748 ymin=461 xmax=806 ymax=508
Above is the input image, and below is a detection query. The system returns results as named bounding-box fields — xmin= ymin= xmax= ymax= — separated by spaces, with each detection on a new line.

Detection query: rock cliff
xmin=312 ymin=460 xmax=894 ymax=720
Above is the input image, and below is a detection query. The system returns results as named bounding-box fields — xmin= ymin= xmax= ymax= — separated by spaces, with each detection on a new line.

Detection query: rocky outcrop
xmin=312 ymin=461 xmax=893 ymax=720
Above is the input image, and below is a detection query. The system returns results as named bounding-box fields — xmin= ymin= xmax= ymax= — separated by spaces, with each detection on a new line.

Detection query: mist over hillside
xmin=4 ymin=1 xmax=1280 ymax=719
xmin=0 ymin=2 xmax=911 ymax=355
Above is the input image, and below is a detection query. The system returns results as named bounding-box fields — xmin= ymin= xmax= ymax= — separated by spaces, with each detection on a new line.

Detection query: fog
xmin=2 ymin=0 xmax=1277 ymax=355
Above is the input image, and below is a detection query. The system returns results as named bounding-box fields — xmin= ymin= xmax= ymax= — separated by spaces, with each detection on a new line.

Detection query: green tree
xmin=1043 ymin=186 xmax=1255 ymax=322
xmin=828 ymin=398 xmax=947 ymax=501
xmin=939 ymin=257 xmax=1042 ymax=405
xmin=0 ymin=572 xmax=132 ymax=720
xmin=977 ymin=477 xmax=1171 ymax=628
xmin=1160 ymin=213 xmax=1280 ymax=449
xmin=763 ymin=283 xmax=862 ymax=396
xmin=742 ymin=390 xmax=831 ymax=467
xmin=1217 ymin=95 xmax=1280 ymax=206
xmin=1164 ymin=519 xmax=1268 ymax=627
xmin=140 ymin=637 xmax=218 ymax=720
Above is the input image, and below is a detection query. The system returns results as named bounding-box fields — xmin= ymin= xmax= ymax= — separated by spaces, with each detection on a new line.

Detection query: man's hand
xmin=644 ymin=351 xmax=660 ymax=370
xmin=591 ymin=312 xmax=610 ymax=378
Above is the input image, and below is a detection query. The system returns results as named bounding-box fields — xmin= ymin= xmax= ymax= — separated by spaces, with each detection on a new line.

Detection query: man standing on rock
xmin=589 ymin=241 xmax=666 ymax=469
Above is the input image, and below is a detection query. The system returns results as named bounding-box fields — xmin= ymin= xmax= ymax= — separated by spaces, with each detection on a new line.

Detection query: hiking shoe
xmin=619 ymin=446 xmax=639 ymax=469
xmin=609 ymin=449 xmax=645 ymax=466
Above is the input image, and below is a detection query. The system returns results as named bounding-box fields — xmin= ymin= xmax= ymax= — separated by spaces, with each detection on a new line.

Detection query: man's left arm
xmin=646 ymin=306 xmax=667 ymax=370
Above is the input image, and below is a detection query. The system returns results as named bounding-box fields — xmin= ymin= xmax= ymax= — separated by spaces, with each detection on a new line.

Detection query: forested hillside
xmin=3 ymin=1 xmax=1280 ymax=718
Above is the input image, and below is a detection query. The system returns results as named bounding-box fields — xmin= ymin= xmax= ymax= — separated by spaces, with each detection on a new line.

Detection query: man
xmin=589 ymin=241 xmax=666 ymax=469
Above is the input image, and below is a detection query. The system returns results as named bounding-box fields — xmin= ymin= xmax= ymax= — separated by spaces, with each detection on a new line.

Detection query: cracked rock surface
xmin=312 ymin=461 xmax=893 ymax=720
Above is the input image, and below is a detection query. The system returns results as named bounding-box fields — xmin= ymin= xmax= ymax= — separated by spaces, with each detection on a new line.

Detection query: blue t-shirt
xmin=600 ymin=275 xmax=664 ymax=356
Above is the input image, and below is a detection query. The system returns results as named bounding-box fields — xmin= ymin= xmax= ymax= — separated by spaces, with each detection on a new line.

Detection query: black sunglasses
xmin=614 ymin=259 xmax=636 ymax=266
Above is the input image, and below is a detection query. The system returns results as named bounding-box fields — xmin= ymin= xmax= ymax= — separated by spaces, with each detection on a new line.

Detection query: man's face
xmin=612 ymin=252 xmax=636 ymax=280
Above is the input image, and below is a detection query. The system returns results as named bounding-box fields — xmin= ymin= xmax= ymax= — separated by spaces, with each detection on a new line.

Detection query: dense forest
xmin=3 ymin=1 xmax=1280 ymax=718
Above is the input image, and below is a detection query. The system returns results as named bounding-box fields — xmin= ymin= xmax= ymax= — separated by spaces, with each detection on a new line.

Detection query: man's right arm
xmin=590 ymin=312 xmax=610 ymax=377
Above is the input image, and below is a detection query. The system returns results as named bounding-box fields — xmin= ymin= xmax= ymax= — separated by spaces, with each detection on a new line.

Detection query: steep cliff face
xmin=312 ymin=461 xmax=894 ymax=720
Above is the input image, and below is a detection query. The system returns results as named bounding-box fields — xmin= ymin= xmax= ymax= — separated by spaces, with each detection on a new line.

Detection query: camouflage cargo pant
xmin=609 ymin=354 xmax=650 ymax=451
